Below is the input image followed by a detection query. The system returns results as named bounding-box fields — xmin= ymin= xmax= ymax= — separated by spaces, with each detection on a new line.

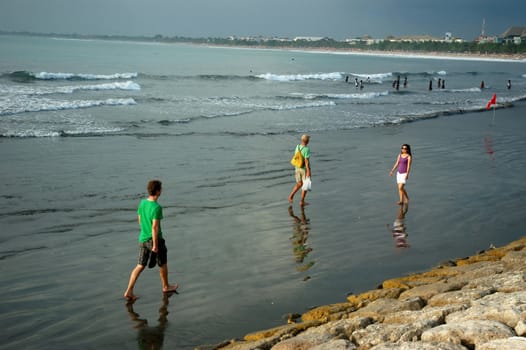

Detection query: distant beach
xmin=206 ymin=44 xmax=526 ymax=62
xmin=307 ymin=48 xmax=526 ymax=62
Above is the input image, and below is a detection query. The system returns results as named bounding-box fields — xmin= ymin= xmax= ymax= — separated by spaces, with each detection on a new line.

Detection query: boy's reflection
xmin=288 ymin=205 xmax=314 ymax=278
xmin=389 ymin=203 xmax=410 ymax=248
xmin=126 ymin=294 xmax=172 ymax=350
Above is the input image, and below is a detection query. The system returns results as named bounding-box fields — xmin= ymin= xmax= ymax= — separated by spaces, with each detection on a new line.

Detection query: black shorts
xmin=138 ymin=238 xmax=167 ymax=267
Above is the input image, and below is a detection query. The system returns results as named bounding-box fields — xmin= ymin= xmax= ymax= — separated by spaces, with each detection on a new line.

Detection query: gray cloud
xmin=0 ymin=0 xmax=524 ymax=40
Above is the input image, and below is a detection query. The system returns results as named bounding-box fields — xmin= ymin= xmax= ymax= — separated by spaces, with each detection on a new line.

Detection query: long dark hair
xmin=401 ymin=144 xmax=412 ymax=156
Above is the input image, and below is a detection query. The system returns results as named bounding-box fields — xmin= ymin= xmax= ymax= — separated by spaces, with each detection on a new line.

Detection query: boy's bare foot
xmin=124 ymin=293 xmax=139 ymax=301
xmin=300 ymin=201 xmax=309 ymax=207
xmin=288 ymin=196 xmax=293 ymax=203
xmin=163 ymin=284 xmax=179 ymax=293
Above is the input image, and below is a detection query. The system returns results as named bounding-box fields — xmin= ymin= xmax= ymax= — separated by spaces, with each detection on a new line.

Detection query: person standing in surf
xmin=389 ymin=144 xmax=412 ymax=205
xmin=124 ymin=180 xmax=178 ymax=300
xmin=288 ymin=134 xmax=311 ymax=207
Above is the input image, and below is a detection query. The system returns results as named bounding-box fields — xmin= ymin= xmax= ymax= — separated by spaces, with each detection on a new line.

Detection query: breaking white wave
xmin=0 ymin=81 xmax=141 ymax=96
xmin=256 ymin=72 xmax=343 ymax=81
xmin=292 ymin=91 xmax=389 ymax=100
xmin=351 ymin=72 xmax=392 ymax=81
xmin=34 ymin=72 xmax=138 ymax=80
xmin=0 ymin=97 xmax=136 ymax=116
xmin=267 ymin=101 xmax=335 ymax=110
xmin=1 ymin=126 xmax=125 ymax=138
xmin=446 ymin=87 xmax=482 ymax=93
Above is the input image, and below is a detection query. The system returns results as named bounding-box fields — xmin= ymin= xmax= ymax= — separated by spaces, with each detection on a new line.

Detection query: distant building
xmin=500 ymin=26 xmax=526 ymax=44
xmin=293 ymin=36 xmax=325 ymax=42
xmin=476 ymin=35 xmax=499 ymax=44
xmin=390 ymin=35 xmax=444 ymax=43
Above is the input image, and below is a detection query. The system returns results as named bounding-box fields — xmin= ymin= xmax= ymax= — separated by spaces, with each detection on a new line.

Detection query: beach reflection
xmin=126 ymin=294 xmax=172 ymax=350
xmin=484 ymin=134 xmax=495 ymax=161
xmin=389 ymin=204 xmax=410 ymax=248
xmin=288 ymin=206 xmax=314 ymax=279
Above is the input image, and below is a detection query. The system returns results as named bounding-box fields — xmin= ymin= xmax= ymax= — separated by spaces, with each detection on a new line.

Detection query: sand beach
xmin=205 ymin=44 xmax=526 ymax=63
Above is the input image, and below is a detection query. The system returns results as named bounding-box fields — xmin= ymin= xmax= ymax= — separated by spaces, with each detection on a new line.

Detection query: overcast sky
xmin=1 ymin=0 xmax=524 ymax=40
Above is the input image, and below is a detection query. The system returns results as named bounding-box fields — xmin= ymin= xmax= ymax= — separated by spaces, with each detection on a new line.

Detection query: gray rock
xmin=310 ymin=339 xmax=356 ymax=350
xmin=452 ymin=261 xmax=505 ymax=279
xmin=349 ymin=297 xmax=425 ymax=322
xmin=370 ymin=341 xmax=468 ymax=349
xmin=312 ymin=317 xmax=374 ymax=338
xmin=421 ymin=320 xmax=515 ymax=348
xmin=427 ymin=288 xmax=495 ymax=307
xmin=398 ymin=280 xmax=465 ymax=302
xmin=501 ymin=250 xmax=526 ymax=269
xmin=478 ymin=336 xmax=526 ymax=350
xmin=445 ymin=291 xmax=526 ymax=328
xmin=515 ymin=320 xmax=526 ymax=336
xmin=462 ymin=271 xmax=526 ymax=292
xmin=383 ymin=305 xmax=466 ymax=327
xmin=352 ymin=322 xmax=431 ymax=349
xmin=271 ymin=331 xmax=333 ymax=350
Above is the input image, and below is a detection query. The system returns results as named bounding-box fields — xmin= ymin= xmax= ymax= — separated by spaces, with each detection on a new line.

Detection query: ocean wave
xmin=290 ymin=91 xmax=389 ymax=100
xmin=0 ymin=97 xmax=136 ymax=116
xmin=0 ymin=81 xmax=141 ymax=96
xmin=350 ymin=72 xmax=392 ymax=81
xmin=169 ymin=100 xmax=337 ymax=122
xmin=256 ymin=72 xmax=343 ymax=81
xmin=5 ymin=70 xmax=138 ymax=81
xmin=267 ymin=100 xmax=335 ymax=110
xmin=438 ymin=87 xmax=482 ymax=93
xmin=195 ymin=101 xmax=335 ymax=119
xmin=502 ymin=94 xmax=526 ymax=104
xmin=198 ymin=74 xmax=257 ymax=81
xmin=158 ymin=119 xmax=192 ymax=125
xmin=349 ymin=71 xmax=450 ymax=83
xmin=0 ymin=126 xmax=126 ymax=138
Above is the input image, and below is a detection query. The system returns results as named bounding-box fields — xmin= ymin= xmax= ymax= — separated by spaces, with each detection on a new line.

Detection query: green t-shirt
xmin=296 ymin=145 xmax=311 ymax=169
xmin=137 ymin=199 xmax=163 ymax=243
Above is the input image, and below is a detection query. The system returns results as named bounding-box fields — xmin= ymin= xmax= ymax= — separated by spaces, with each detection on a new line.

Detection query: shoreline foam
xmin=200 ymin=236 xmax=526 ymax=350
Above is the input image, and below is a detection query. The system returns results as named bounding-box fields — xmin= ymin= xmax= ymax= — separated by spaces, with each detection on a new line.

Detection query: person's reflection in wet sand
xmin=126 ymin=293 xmax=174 ymax=350
xmin=388 ymin=203 xmax=410 ymax=248
xmin=288 ymin=205 xmax=314 ymax=280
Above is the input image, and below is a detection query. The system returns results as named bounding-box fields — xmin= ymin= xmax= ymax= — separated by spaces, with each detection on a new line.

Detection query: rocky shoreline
xmin=198 ymin=236 xmax=526 ymax=350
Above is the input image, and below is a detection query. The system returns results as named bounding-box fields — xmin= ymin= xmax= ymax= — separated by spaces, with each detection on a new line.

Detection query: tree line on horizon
xmin=208 ymin=37 xmax=526 ymax=55
xmin=2 ymin=30 xmax=525 ymax=55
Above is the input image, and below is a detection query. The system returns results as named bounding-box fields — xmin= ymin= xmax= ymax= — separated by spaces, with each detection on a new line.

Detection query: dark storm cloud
xmin=0 ymin=0 xmax=524 ymax=40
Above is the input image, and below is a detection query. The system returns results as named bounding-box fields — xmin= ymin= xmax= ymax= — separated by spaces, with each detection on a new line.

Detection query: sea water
xmin=1 ymin=34 xmax=525 ymax=349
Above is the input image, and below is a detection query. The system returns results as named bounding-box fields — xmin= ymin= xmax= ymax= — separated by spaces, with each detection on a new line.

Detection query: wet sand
xmin=1 ymin=101 xmax=525 ymax=349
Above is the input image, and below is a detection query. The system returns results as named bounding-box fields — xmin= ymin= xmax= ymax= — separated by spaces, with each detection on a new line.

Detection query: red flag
xmin=486 ymin=93 xmax=497 ymax=110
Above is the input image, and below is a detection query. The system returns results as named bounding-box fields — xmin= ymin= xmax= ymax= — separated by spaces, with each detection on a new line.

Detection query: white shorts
xmin=295 ymin=167 xmax=306 ymax=183
xmin=397 ymin=172 xmax=407 ymax=184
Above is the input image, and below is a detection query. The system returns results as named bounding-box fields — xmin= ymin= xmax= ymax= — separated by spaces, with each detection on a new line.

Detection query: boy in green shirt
xmin=124 ymin=180 xmax=178 ymax=300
